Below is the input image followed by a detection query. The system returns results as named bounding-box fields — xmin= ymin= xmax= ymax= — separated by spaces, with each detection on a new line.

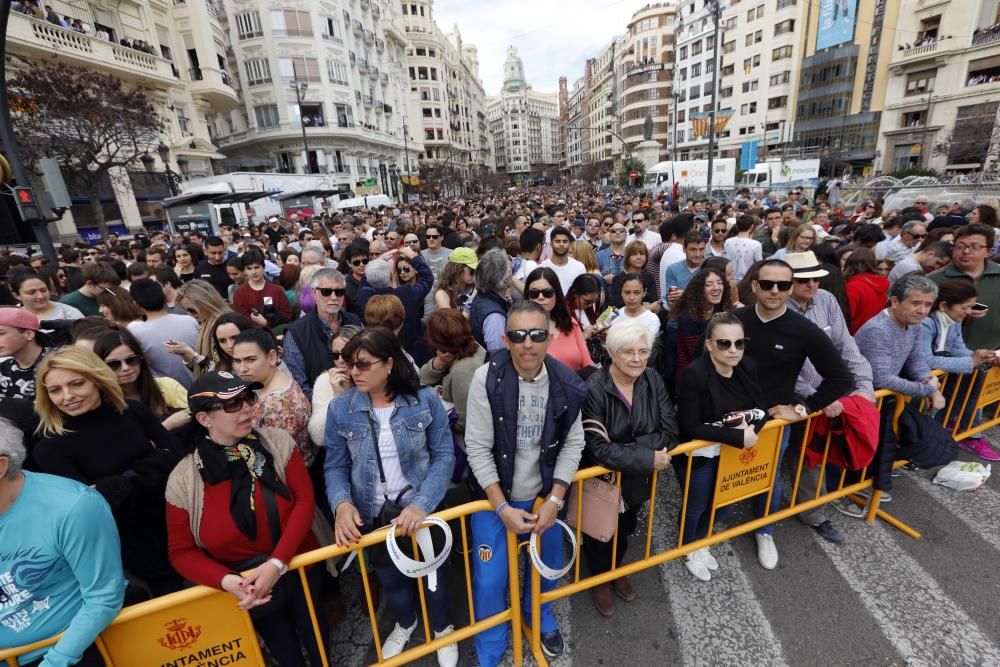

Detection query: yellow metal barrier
xmin=3 ymin=380 xmax=996 ymax=667
xmin=0 ymin=501 xmax=522 ymax=667
xmin=937 ymin=367 xmax=1000 ymax=441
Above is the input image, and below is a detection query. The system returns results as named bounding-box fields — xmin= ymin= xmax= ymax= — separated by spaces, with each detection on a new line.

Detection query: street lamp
xmin=705 ymin=0 xmax=722 ymax=199
xmin=291 ymin=80 xmax=312 ymax=173
xmin=155 ymin=142 xmax=181 ymax=196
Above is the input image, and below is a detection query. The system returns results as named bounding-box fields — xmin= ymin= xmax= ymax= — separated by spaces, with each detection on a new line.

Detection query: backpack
xmin=895 ymin=403 xmax=958 ymax=468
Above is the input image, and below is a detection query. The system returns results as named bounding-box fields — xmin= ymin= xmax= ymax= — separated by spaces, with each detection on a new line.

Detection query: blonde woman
xmin=165 ymin=279 xmax=231 ymax=377
xmin=571 ymin=240 xmax=604 ymax=278
xmin=32 ymin=346 xmax=184 ymax=595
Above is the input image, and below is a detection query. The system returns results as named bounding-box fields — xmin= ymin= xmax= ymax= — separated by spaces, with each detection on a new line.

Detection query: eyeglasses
xmin=405 ymin=239 xmax=421 ymax=246
xmin=315 ymin=287 xmax=347 ymax=297
xmin=712 ymin=227 xmax=727 ymax=234
xmin=204 ymin=390 xmax=258 ymax=413
xmin=793 ymin=277 xmax=821 ymax=285
xmin=757 ymin=279 xmax=793 ymax=292
xmin=351 ymin=257 xmax=370 ymax=267
xmin=633 ymin=218 xmax=645 ymax=223
xmin=329 ymin=350 xmax=343 ymax=363
xmin=615 ymin=348 xmax=651 ymax=359
xmin=954 ymin=243 xmax=988 ymax=252
xmin=709 ymin=337 xmax=749 ymax=351
xmin=346 ymin=358 xmax=386 ymax=371
xmin=425 ymin=234 xmax=441 ymax=240
xmin=610 ymin=228 xmax=627 ymax=233
xmin=506 ymin=328 xmax=549 ymax=344
xmin=905 ymin=232 xmax=927 ymax=240
xmin=398 ymin=266 xmax=413 ymax=274
xmin=387 ymin=236 xmax=399 ymax=242
xmin=526 ymin=287 xmax=555 ymax=299
xmin=105 ymin=355 xmax=141 ymax=371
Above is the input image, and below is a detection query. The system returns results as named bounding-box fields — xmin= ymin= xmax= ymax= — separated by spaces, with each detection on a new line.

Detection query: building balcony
xmin=8 ymin=15 xmax=176 ymax=87
xmin=374 ymin=101 xmax=384 ymax=113
xmin=896 ymin=40 xmax=938 ymax=59
xmin=372 ymin=5 xmax=381 ymax=19
xmin=972 ymin=29 xmax=1000 ymax=47
xmin=363 ymin=94 xmax=374 ymax=107
xmin=189 ymin=67 xmax=240 ymax=109
xmin=375 ymin=37 xmax=385 ymax=52
xmin=360 ymin=0 xmax=370 ymax=10
xmin=368 ymin=66 xmax=379 ymax=79
xmin=364 ymin=30 xmax=375 ymax=45
xmin=321 ymin=32 xmax=343 ymax=44
xmin=358 ymin=59 xmax=369 ymax=72
xmin=350 ymin=52 xmax=357 ymax=66
xmin=381 ymin=72 xmax=390 ymax=85
xmin=384 ymin=104 xmax=394 ymax=114
xmin=352 ymin=20 xmax=363 ymax=35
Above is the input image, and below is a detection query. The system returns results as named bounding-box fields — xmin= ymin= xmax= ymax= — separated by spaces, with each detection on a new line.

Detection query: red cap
xmin=0 ymin=307 xmax=40 ymax=331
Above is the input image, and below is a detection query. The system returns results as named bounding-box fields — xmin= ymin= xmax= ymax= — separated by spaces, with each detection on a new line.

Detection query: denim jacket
xmin=323 ymin=386 xmax=454 ymax=522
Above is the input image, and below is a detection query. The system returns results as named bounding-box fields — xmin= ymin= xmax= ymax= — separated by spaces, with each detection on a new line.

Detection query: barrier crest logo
xmin=158 ymin=617 xmax=203 ymax=650
xmin=739 ymin=447 xmax=757 ymax=465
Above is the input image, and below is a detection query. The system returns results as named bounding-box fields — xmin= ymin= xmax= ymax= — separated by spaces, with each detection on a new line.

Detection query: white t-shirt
xmin=628 ymin=229 xmax=662 ymax=250
xmin=612 ymin=309 xmax=661 ymax=338
xmin=372 ymin=405 xmax=413 ymax=515
xmin=540 ymin=257 xmax=585 ymax=294
xmin=513 ymin=258 xmax=539 ymax=283
xmin=724 ymin=236 xmax=763 ymax=281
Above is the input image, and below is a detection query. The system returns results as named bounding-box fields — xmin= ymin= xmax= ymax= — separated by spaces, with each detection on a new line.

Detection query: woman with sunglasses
xmin=308 ymin=325 xmax=363 ymax=448
xmin=93 ymin=329 xmax=191 ymax=431
xmin=231 ymin=328 xmax=314 ymax=468
xmin=394 ymin=254 xmax=419 ymax=288
xmin=580 ymin=320 xmax=676 ymax=616
xmin=674 ymin=312 xmax=766 ymax=582
xmin=166 ymin=371 xmax=329 ymax=667
xmin=524 ymin=267 xmax=593 ymax=373
xmin=33 ymin=346 xmax=185 ymax=597
xmin=662 ymin=267 xmax=735 ymax=392
xmin=843 ymin=247 xmax=889 ymax=335
xmin=325 ymin=327 xmax=458 ymax=665
xmin=342 ymin=241 xmax=370 ymax=318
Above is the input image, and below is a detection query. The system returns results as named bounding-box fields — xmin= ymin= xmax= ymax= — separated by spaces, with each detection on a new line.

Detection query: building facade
xmin=7 ymin=0 xmax=236 ymax=236
xmin=486 ymin=47 xmax=560 ymax=184
xmin=672 ymin=0 xmax=721 ymax=160
xmin=618 ymin=3 xmax=677 ymax=163
xmin=876 ymin=0 xmax=1000 ymax=175
xmin=218 ymin=0 xmax=414 ymax=196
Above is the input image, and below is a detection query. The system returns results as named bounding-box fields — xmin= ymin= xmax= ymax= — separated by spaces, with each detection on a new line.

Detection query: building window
xmin=720 ymin=86 xmax=733 ymax=98
xmin=245 ymin=58 xmax=271 ymax=86
xmin=691 ymin=63 xmax=701 ymax=77
xmin=679 ymin=45 xmax=688 ymax=59
xmin=175 ymin=106 xmax=193 ymax=136
xmin=772 ymin=46 xmax=793 ymax=61
xmin=235 ymin=11 xmax=262 ymax=39
xmin=767 ymin=95 xmax=788 ymax=110
xmin=770 ymin=71 xmax=791 ymax=86
xmin=724 ymin=16 xmax=737 ymax=29
xmin=721 ymin=64 xmax=734 ymax=76
xmin=740 ymin=101 xmax=758 ymax=115
xmin=723 ymin=40 xmax=735 ymax=54
xmin=774 ymin=19 xmax=795 ymax=36
xmin=323 ymin=17 xmax=342 ymax=41
xmin=901 ymin=110 xmax=927 ymax=127
xmin=776 ymin=0 xmax=796 ymax=8
xmin=741 ymin=79 xmax=758 ymax=93
xmin=278 ymin=57 xmax=320 ymax=82
xmin=905 ymin=70 xmax=935 ymax=95
xmin=254 ymin=104 xmax=280 ymax=129
xmin=691 ymin=40 xmax=702 ymax=56
xmin=335 ymin=104 xmax=354 ymax=127
xmin=271 ymin=10 xmax=312 ymax=37
xmin=756 ymin=5 xmax=764 ymax=18
xmin=327 ymin=60 xmax=349 ymax=85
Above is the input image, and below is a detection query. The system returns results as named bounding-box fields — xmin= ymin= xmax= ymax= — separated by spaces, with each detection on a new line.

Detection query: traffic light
xmin=13 ymin=186 xmax=41 ymax=223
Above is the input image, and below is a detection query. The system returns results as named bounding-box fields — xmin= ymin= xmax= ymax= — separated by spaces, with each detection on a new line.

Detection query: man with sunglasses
xmin=878 ymin=219 xmax=927 ymax=264
xmin=785 ymin=252 xmax=874 ymax=534
xmin=0 ymin=421 xmax=126 ymax=667
xmin=597 ymin=222 xmax=629 ymax=283
xmin=465 ymin=301 xmax=587 ymax=664
xmin=735 ymin=260 xmax=852 ymax=568
xmin=284 ymin=268 xmax=362 ymax=399
xmin=420 ymin=224 xmax=451 ymax=320
xmin=626 ymin=212 xmax=661 ymax=250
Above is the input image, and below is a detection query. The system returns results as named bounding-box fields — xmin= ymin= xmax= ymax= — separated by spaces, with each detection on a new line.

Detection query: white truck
xmin=644 ymin=159 xmax=737 ymax=193
xmin=739 ymin=159 xmax=820 ymax=188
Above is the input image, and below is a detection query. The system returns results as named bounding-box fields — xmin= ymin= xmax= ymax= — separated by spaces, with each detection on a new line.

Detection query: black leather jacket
xmin=581 ymin=367 xmax=678 ymax=506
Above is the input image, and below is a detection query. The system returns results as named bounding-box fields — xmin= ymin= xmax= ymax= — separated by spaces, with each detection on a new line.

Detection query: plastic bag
xmin=932 ymin=461 xmax=992 ymax=491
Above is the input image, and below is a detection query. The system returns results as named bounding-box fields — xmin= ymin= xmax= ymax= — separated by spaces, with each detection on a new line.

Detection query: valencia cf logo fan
xmin=478 ymin=544 xmax=493 ymax=563
xmin=158 ymin=618 xmax=203 ymax=650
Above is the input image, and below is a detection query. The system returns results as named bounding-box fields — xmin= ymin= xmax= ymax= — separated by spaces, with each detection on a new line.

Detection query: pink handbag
xmin=565 ymin=476 xmax=622 ymax=543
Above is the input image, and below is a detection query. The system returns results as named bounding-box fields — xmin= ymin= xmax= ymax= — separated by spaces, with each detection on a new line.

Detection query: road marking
xmin=652 ymin=479 xmax=789 ymax=667
xmin=811 ymin=511 xmax=1000 ymax=665
xmin=907 ymin=470 xmax=1000 ymax=553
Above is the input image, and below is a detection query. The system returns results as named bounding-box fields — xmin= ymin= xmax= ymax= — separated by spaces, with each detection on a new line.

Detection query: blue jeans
xmin=470 ymin=500 xmax=564 ymax=667
xmin=752 ymin=425 xmax=792 ymax=536
xmin=671 ymin=455 xmax=734 ymax=545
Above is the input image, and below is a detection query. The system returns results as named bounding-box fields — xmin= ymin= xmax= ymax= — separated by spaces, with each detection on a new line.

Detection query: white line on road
xmin=811 ymin=510 xmax=1000 ymax=666
xmin=907 ymin=470 xmax=1000 ymax=554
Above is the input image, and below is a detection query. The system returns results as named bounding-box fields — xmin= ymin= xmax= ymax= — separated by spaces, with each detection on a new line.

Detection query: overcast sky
xmin=432 ymin=0 xmax=639 ymax=96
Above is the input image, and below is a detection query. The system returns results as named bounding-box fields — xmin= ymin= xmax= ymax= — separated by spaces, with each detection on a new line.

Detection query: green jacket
xmin=929 ymin=261 xmax=1000 ymax=349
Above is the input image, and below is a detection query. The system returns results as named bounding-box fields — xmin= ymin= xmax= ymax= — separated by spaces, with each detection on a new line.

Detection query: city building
xmin=218 ymin=0 xmax=415 ymax=197
xmin=671 ymin=0 xmax=722 ymax=160
xmin=792 ymin=0 xmax=901 ymax=175
xmin=398 ymin=0 xmax=492 ymax=196
xmin=716 ymin=0 xmax=809 ymax=164
xmin=875 ymin=0 xmax=1000 ymax=175
xmin=618 ymin=3 xmax=677 ymax=163
xmin=561 ymin=73 xmax=592 ymax=180
xmin=6 ymin=0 xmax=237 ymax=237
xmin=586 ymin=39 xmax=625 ymax=178
xmin=486 ymin=47 xmax=560 ymax=185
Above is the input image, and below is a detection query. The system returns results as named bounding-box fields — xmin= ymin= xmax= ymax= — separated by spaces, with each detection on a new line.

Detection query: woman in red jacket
xmin=843 ymin=248 xmax=889 ymax=334
xmin=165 ymin=371 xmax=327 ymax=667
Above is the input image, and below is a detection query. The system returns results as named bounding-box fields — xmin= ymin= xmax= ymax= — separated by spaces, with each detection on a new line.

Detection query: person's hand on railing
xmin=392 ymin=505 xmax=428 ymax=537
xmin=334 ymin=501 xmax=364 ymax=546
xmin=925 ymin=374 xmax=941 ymax=391
xmin=240 ymin=563 xmax=282 ymax=606
xmin=653 ymin=448 xmax=671 ymax=470
xmin=972 ymin=349 xmax=997 ymax=367
xmin=741 ymin=424 xmax=758 ymax=449
xmin=768 ymin=404 xmax=804 ymax=422
xmin=929 ymin=390 xmax=946 ymax=411
xmin=532 ymin=500 xmax=557 ymax=535
xmin=822 ymin=400 xmax=844 ymax=419
xmin=499 ymin=503 xmax=538 ymax=534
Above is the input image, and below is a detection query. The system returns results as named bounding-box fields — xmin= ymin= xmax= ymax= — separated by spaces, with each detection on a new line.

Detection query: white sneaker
xmin=684 ymin=554 xmax=711 ymax=581
xmin=382 ymin=618 xmax=418 ymax=659
xmin=434 ymin=625 xmax=459 ymax=667
xmin=755 ymin=533 xmax=778 ymax=570
xmin=696 ymin=547 xmax=719 ymax=571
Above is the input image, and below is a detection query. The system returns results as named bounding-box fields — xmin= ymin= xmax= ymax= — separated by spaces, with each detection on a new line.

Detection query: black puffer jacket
xmin=581 ymin=367 xmax=678 ymax=506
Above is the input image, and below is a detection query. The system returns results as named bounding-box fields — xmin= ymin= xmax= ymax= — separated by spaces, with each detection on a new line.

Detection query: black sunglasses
xmin=398 ymin=266 xmax=413 ymax=273
xmin=506 ymin=328 xmax=549 ymax=344
xmin=329 ymin=350 xmax=344 ymax=363
xmin=793 ymin=277 xmax=821 ymax=285
xmin=105 ymin=355 xmax=141 ymax=371
xmin=709 ymin=337 xmax=749 ymax=351
xmin=315 ymin=287 xmax=347 ymax=297
xmin=351 ymin=258 xmax=370 ymax=267
xmin=425 ymin=234 xmax=441 ymax=239
xmin=526 ymin=287 xmax=555 ymax=299
xmin=757 ymin=279 xmax=793 ymax=292
xmin=346 ymin=358 xmax=386 ymax=371
xmin=207 ymin=390 xmax=258 ymax=413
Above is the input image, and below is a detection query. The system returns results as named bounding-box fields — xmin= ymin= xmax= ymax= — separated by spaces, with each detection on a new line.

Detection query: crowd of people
xmin=0 ymin=185 xmax=998 ymax=667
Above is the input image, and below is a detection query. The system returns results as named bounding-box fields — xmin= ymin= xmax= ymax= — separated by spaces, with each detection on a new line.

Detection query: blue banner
xmin=740 ymin=141 xmax=759 ymax=171
xmin=817 ymin=0 xmax=858 ymax=50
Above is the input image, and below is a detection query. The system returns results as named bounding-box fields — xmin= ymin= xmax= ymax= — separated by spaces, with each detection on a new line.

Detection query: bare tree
xmin=932 ymin=101 xmax=1000 ymax=175
xmin=7 ymin=61 xmax=163 ymax=238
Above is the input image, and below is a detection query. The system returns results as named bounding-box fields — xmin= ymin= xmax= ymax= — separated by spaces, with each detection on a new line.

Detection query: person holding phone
xmin=675 ymin=312 xmax=767 ymax=581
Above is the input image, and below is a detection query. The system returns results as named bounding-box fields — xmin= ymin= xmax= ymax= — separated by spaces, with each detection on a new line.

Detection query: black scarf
xmin=195 ymin=432 xmax=290 ymax=541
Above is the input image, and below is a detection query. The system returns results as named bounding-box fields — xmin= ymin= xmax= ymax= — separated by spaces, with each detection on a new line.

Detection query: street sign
xmin=629 ymin=171 xmax=638 ymax=179
xmin=14 ymin=186 xmax=41 ymax=222
xmin=363 ymin=178 xmax=377 ymax=187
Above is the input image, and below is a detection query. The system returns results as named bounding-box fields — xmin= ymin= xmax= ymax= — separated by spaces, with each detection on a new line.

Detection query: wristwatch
xmin=268 ymin=557 xmax=288 ymax=576
xmin=547 ymin=494 xmax=565 ymax=510
xmin=793 ymin=404 xmax=809 ymax=418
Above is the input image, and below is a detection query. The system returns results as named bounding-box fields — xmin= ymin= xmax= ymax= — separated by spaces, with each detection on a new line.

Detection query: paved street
xmin=329 ymin=426 xmax=1000 ymax=666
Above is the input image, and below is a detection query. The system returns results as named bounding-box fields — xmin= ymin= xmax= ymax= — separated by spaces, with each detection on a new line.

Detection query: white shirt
xmin=540 ymin=256 xmax=585 ymax=294
xmin=372 ymin=405 xmax=413 ymax=515
xmin=513 ymin=258 xmax=539 ymax=283
xmin=612 ymin=309 xmax=661 ymax=338
xmin=627 ymin=229 xmax=662 ymax=250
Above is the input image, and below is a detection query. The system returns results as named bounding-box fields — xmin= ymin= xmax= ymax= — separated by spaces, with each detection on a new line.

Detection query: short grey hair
xmin=301 ymin=246 xmax=325 ymax=263
xmin=370 ymin=240 xmax=388 ymax=255
xmin=365 ymin=258 xmax=392 ymax=289
xmin=311 ymin=268 xmax=346 ymax=288
xmin=901 ymin=220 xmax=925 ymax=234
xmin=606 ymin=320 xmax=654 ymax=355
xmin=476 ymin=248 xmax=511 ymax=293
xmin=891 ymin=272 xmax=938 ymax=302
xmin=0 ymin=418 xmax=26 ymax=479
